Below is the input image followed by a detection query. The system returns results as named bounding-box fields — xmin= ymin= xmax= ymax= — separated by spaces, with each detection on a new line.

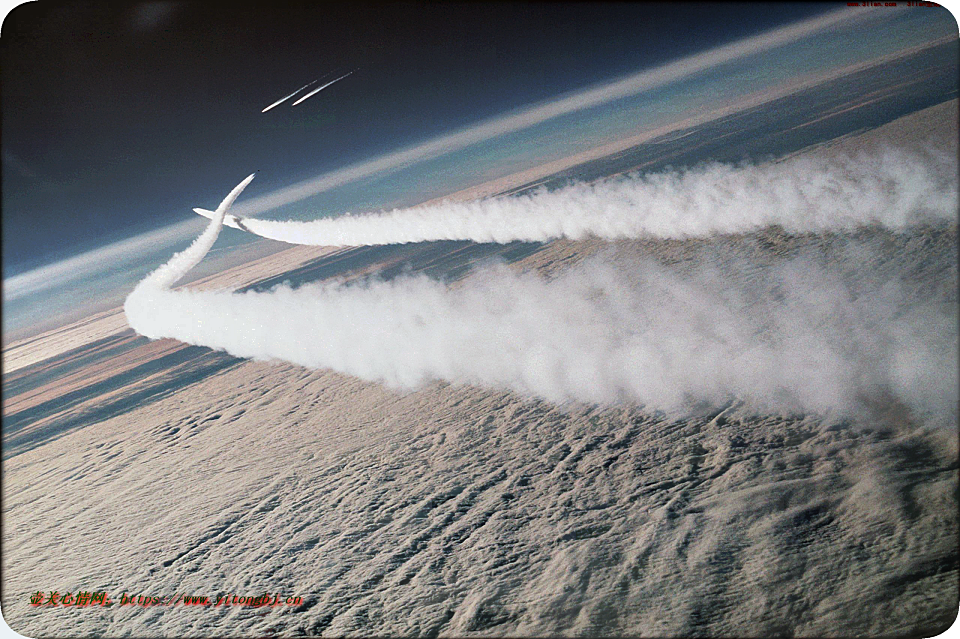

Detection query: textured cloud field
xmin=6 ymin=227 xmax=958 ymax=637
xmin=5 ymin=100 xmax=957 ymax=638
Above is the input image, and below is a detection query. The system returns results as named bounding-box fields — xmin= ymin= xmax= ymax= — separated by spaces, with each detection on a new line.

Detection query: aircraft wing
xmin=193 ymin=207 xmax=252 ymax=232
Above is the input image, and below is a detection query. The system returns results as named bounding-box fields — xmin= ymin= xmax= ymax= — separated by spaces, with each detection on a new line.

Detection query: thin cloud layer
xmin=228 ymin=7 xmax=877 ymax=219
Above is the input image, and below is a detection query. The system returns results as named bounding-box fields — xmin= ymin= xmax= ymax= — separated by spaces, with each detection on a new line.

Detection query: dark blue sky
xmin=1 ymin=2 xmax=835 ymax=276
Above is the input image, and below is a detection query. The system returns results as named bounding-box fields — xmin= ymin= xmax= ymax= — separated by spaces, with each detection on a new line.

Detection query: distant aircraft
xmin=291 ymin=71 xmax=354 ymax=106
xmin=261 ymin=70 xmax=355 ymax=112
xmin=261 ymin=79 xmax=321 ymax=113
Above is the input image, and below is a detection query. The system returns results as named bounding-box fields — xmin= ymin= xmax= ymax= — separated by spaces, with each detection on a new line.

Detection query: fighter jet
xmin=193 ymin=206 xmax=254 ymax=232
xmin=291 ymin=71 xmax=354 ymax=106
xmin=193 ymin=171 xmax=257 ymax=231
xmin=261 ymin=78 xmax=321 ymax=113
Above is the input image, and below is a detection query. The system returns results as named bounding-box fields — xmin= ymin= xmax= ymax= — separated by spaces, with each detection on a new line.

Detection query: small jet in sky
xmin=261 ymin=76 xmax=329 ymax=113
xmin=193 ymin=206 xmax=252 ymax=231
xmin=261 ymin=69 xmax=355 ymax=112
xmin=291 ymin=70 xmax=354 ymax=106
xmin=193 ymin=170 xmax=260 ymax=230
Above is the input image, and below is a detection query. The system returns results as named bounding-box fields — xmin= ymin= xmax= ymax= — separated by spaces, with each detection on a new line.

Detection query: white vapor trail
xmin=205 ymin=148 xmax=956 ymax=247
xmin=262 ymin=78 xmax=321 ymax=113
xmin=138 ymin=173 xmax=255 ymax=289
xmin=125 ymin=234 xmax=957 ymax=419
xmin=291 ymin=71 xmax=354 ymax=106
xmin=127 ymin=152 xmax=957 ymax=419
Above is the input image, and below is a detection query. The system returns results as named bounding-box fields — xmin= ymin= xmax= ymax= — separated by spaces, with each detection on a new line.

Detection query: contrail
xmin=125 ymin=221 xmax=957 ymax=418
xmin=195 ymin=147 xmax=957 ymax=247
xmin=261 ymin=79 xmax=322 ymax=113
xmin=291 ymin=71 xmax=354 ymax=106
xmin=127 ymin=153 xmax=957 ymax=419
xmin=139 ymin=173 xmax=255 ymax=290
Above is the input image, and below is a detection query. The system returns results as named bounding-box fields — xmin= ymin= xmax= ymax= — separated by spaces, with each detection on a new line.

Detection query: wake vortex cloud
xmin=126 ymin=150 xmax=958 ymax=417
